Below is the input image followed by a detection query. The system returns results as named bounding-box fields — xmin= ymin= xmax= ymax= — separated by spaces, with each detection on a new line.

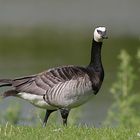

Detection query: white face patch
xmin=94 ymin=27 xmax=107 ymax=42
xmin=97 ymin=27 xmax=106 ymax=32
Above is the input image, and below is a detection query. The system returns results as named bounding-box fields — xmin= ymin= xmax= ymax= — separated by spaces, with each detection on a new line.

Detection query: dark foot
xmin=60 ymin=109 xmax=70 ymax=126
xmin=43 ymin=110 xmax=56 ymax=127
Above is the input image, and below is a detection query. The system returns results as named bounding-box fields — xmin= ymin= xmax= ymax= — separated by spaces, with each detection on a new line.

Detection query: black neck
xmin=88 ymin=39 xmax=103 ymax=72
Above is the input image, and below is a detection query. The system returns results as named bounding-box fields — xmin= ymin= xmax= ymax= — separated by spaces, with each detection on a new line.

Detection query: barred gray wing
xmin=12 ymin=65 xmax=87 ymax=95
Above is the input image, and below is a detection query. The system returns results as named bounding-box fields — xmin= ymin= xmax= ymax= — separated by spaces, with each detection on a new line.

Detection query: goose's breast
xmin=46 ymin=77 xmax=94 ymax=108
xmin=64 ymin=82 xmax=93 ymax=108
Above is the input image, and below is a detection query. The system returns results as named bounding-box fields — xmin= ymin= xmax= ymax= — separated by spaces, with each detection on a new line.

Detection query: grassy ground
xmin=0 ymin=124 xmax=139 ymax=140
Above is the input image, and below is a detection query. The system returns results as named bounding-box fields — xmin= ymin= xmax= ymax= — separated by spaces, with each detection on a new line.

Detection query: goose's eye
xmin=97 ymin=30 xmax=102 ymax=35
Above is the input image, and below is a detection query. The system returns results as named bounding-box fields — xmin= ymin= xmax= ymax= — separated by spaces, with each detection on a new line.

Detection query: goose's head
xmin=94 ymin=27 xmax=108 ymax=42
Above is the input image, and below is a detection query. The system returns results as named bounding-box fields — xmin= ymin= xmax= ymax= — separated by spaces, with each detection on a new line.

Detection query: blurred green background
xmin=0 ymin=0 xmax=139 ymax=127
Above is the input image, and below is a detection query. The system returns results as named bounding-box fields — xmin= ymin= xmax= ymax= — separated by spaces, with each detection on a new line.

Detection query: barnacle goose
xmin=0 ymin=27 xmax=108 ymax=127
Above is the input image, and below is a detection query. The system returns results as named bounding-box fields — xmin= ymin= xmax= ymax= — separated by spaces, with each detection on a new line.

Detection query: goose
xmin=0 ymin=27 xmax=108 ymax=127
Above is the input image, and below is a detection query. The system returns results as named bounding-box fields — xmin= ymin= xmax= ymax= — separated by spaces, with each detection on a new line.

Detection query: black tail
xmin=0 ymin=79 xmax=12 ymax=87
xmin=0 ymin=79 xmax=14 ymax=98
xmin=0 ymin=90 xmax=18 ymax=98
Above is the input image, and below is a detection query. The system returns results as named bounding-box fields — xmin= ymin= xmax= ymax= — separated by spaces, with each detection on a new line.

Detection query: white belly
xmin=18 ymin=92 xmax=56 ymax=110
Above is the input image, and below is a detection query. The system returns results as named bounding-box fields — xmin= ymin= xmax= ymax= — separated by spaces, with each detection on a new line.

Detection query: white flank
xmin=18 ymin=92 xmax=56 ymax=110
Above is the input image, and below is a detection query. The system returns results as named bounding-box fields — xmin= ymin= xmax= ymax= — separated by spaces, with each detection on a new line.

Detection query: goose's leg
xmin=43 ymin=110 xmax=56 ymax=127
xmin=60 ymin=109 xmax=70 ymax=126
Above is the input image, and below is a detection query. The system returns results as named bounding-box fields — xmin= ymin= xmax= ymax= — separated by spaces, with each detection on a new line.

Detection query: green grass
xmin=0 ymin=124 xmax=139 ymax=140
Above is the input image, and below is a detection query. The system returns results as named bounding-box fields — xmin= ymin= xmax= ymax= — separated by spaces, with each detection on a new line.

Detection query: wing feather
xmin=11 ymin=65 xmax=88 ymax=96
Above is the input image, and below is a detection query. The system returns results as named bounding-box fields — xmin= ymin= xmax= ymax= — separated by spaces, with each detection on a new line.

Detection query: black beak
xmin=101 ymin=31 xmax=108 ymax=39
xmin=102 ymin=35 xmax=108 ymax=39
